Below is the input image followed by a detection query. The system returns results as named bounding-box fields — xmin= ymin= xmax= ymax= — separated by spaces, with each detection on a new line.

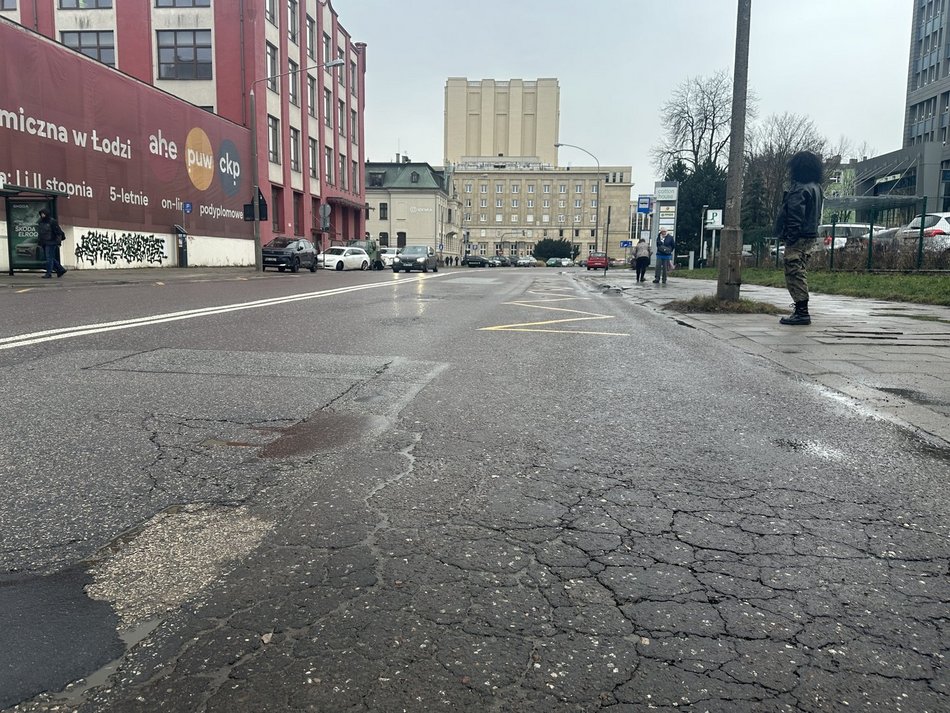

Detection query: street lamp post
xmin=555 ymin=142 xmax=601 ymax=257
xmin=249 ymin=57 xmax=345 ymax=271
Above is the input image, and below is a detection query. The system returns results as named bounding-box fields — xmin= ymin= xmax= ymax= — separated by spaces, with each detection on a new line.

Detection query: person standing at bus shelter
xmin=37 ymin=209 xmax=67 ymax=279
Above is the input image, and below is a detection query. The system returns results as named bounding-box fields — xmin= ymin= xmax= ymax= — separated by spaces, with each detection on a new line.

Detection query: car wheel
xmin=360 ymin=260 xmax=369 ymax=270
xmin=309 ymin=258 xmax=317 ymax=272
xmin=335 ymin=261 xmax=344 ymax=271
xmin=262 ymin=266 xmax=266 ymax=271
xmin=433 ymin=264 xmax=438 ymax=272
xmin=404 ymin=268 xmax=411 ymax=272
xmin=422 ymin=264 xmax=428 ymax=273
xmin=392 ymin=268 xmax=400 ymax=273
xmin=278 ymin=266 xmax=286 ymax=273
xmin=290 ymin=258 xmax=300 ymax=273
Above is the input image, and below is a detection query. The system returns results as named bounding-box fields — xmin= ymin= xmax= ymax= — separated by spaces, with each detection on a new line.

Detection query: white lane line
xmin=1 ymin=274 xmax=448 ymax=351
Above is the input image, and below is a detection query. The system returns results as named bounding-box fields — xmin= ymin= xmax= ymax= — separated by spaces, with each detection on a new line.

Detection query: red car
xmin=586 ymin=252 xmax=609 ymax=270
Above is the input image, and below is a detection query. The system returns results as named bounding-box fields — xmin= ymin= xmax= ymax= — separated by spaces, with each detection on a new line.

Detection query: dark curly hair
xmin=787 ymin=151 xmax=823 ymax=184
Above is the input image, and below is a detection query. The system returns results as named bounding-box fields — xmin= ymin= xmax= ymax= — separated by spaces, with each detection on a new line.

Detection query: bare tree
xmin=651 ymin=70 xmax=737 ymax=174
xmin=744 ymin=112 xmax=827 ymax=226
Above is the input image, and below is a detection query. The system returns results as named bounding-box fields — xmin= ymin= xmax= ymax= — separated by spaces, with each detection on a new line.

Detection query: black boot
xmin=780 ymin=300 xmax=811 ymax=325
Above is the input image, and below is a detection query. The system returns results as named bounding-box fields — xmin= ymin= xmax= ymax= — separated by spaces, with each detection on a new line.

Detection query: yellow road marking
xmin=480 ymin=289 xmax=628 ymax=336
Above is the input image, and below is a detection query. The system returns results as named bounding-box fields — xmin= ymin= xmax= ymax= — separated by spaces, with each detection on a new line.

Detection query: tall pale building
xmin=444 ymin=78 xmax=560 ymax=165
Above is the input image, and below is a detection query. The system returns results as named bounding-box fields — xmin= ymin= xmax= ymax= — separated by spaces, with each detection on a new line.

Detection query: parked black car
xmin=464 ymin=255 xmax=491 ymax=267
xmin=262 ymin=236 xmax=318 ymax=273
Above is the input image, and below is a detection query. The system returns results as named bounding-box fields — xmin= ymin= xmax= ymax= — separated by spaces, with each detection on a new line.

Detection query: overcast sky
xmin=339 ymin=0 xmax=912 ymax=192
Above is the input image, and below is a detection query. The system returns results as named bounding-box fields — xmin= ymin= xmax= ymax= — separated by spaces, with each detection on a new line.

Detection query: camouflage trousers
xmin=783 ymin=238 xmax=817 ymax=303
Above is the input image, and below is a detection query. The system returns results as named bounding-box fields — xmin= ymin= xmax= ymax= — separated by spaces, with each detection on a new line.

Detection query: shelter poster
xmin=0 ymin=20 xmax=253 ymax=241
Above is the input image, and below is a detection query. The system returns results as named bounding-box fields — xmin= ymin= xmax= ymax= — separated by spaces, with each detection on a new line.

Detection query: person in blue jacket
xmin=652 ymin=228 xmax=675 ymax=283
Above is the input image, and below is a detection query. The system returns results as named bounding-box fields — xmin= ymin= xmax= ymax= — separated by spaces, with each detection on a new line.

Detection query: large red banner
xmin=0 ymin=19 xmax=253 ymax=240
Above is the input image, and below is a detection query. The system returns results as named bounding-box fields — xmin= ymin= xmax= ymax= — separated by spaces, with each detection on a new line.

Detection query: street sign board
xmin=620 ymin=240 xmax=632 ymax=248
xmin=637 ymin=195 xmax=653 ymax=214
xmin=438 ymin=243 xmax=444 ymax=250
xmin=183 ymin=202 xmax=193 ymax=214
xmin=705 ymin=208 xmax=723 ymax=229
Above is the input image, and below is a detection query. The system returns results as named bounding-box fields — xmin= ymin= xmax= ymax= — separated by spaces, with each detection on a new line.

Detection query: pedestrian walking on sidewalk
xmin=653 ymin=229 xmax=674 ymax=283
xmin=633 ymin=238 xmax=651 ymax=282
xmin=774 ymin=151 xmax=823 ymax=325
xmin=37 ymin=209 xmax=67 ymax=279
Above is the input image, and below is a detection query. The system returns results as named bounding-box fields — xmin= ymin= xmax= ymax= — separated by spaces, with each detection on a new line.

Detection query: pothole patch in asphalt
xmin=85 ymin=503 xmax=271 ymax=627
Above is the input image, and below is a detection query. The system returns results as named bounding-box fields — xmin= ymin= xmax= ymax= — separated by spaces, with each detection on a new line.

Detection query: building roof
xmin=365 ymin=162 xmax=446 ymax=191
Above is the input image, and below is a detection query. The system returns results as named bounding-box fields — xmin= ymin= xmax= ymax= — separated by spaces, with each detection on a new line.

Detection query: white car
xmin=317 ymin=246 xmax=370 ymax=271
xmin=380 ymin=247 xmax=401 ymax=267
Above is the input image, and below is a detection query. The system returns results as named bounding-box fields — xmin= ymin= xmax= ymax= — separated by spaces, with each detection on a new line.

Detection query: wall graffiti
xmin=75 ymin=230 xmax=168 ymax=266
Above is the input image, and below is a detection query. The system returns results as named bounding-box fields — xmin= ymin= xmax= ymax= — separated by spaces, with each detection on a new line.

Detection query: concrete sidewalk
xmin=582 ymin=270 xmax=950 ymax=446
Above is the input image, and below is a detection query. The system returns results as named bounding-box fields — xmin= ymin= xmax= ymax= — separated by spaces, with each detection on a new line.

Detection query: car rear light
xmin=923 ymin=228 xmax=949 ymax=238
xmin=824 ymin=236 xmax=832 ymax=246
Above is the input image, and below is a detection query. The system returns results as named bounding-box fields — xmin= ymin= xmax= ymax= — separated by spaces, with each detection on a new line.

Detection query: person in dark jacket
xmin=652 ymin=229 xmax=675 ymax=283
xmin=37 ymin=209 xmax=67 ymax=278
xmin=774 ymin=151 xmax=823 ymax=325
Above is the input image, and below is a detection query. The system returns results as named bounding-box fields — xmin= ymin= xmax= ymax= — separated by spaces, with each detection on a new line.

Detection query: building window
xmin=479 ymin=214 xmax=487 ymax=222
xmin=463 ymin=212 xmax=471 ymax=222
xmin=592 ymin=184 xmax=598 ymax=194
xmin=339 ymin=153 xmax=347 ymax=189
xmin=289 ymin=127 xmax=300 ymax=172
xmin=512 ymin=199 xmax=519 ymax=208
xmin=558 ymin=215 xmax=565 ymax=223
xmin=464 ymin=199 xmax=472 ymax=208
xmin=306 ymin=15 xmax=315 ymax=59
xmin=480 ymin=184 xmax=487 ymax=193
xmin=351 ymin=109 xmax=358 ymax=142
xmin=479 ymin=198 xmax=487 ymax=208
xmin=60 ymin=0 xmax=111 ymax=7
xmin=324 ymin=89 xmax=332 ymax=127
xmin=591 ymin=199 xmax=598 ymax=208
xmin=265 ymin=43 xmax=278 ymax=91
xmin=271 ymin=186 xmax=282 ymax=233
xmin=350 ymin=61 xmax=358 ymax=95
xmin=543 ymin=184 xmax=550 ymax=193
xmin=495 ymin=198 xmax=503 ymax=208
xmin=288 ymin=60 xmax=299 ymax=105
xmin=293 ymin=191 xmax=303 ymax=234
xmin=325 ymin=147 xmax=334 ymax=184
xmin=575 ymin=184 xmax=583 ymax=193
xmin=61 ymin=31 xmax=114 ymax=66
xmin=527 ymin=199 xmax=534 ymax=208
xmin=338 ymin=100 xmax=346 ymax=135
xmin=379 ymin=202 xmax=388 ymax=219
xmin=352 ymin=160 xmax=359 ymax=190
xmin=323 ymin=32 xmax=332 ymax=63
xmin=309 ymin=138 xmax=318 ymax=178
xmin=157 ymin=30 xmax=212 ymax=80
xmin=287 ymin=0 xmax=298 ymax=44
xmin=527 ymin=184 xmax=535 ymax=194
xmin=559 ymin=184 xmax=567 ymax=194
xmin=410 ymin=171 xmax=420 ymax=183
xmin=495 ymin=214 xmax=503 ymax=223
xmin=337 ymin=48 xmax=345 ymax=85
xmin=574 ymin=199 xmax=582 ymax=208
xmin=265 ymin=0 xmax=276 ymax=25
xmin=558 ymin=200 xmax=565 ymax=208
xmin=0 ymin=0 xmax=15 ymax=7
xmin=495 ymin=183 xmax=504 ymax=193
xmin=267 ymin=115 xmax=280 ymax=163
xmin=464 ymin=183 xmax=472 ymax=193
xmin=511 ymin=184 xmax=520 ymax=194
xmin=156 ymin=0 xmax=211 ymax=5
xmin=307 ymin=75 xmax=316 ymax=117
xmin=543 ymin=199 xmax=550 ymax=208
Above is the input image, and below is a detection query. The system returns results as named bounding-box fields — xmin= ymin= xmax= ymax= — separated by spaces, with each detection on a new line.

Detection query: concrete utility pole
xmin=716 ymin=0 xmax=752 ymax=301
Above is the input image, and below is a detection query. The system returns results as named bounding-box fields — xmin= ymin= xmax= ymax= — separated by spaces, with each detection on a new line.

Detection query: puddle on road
xmin=54 ymin=618 xmax=162 ymax=704
xmin=258 ymin=411 xmax=371 ymax=458
xmin=773 ymin=438 xmax=847 ymax=462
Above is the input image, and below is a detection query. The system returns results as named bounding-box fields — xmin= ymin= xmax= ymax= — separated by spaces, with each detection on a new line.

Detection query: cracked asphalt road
xmin=1 ymin=269 xmax=947 ymax=712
